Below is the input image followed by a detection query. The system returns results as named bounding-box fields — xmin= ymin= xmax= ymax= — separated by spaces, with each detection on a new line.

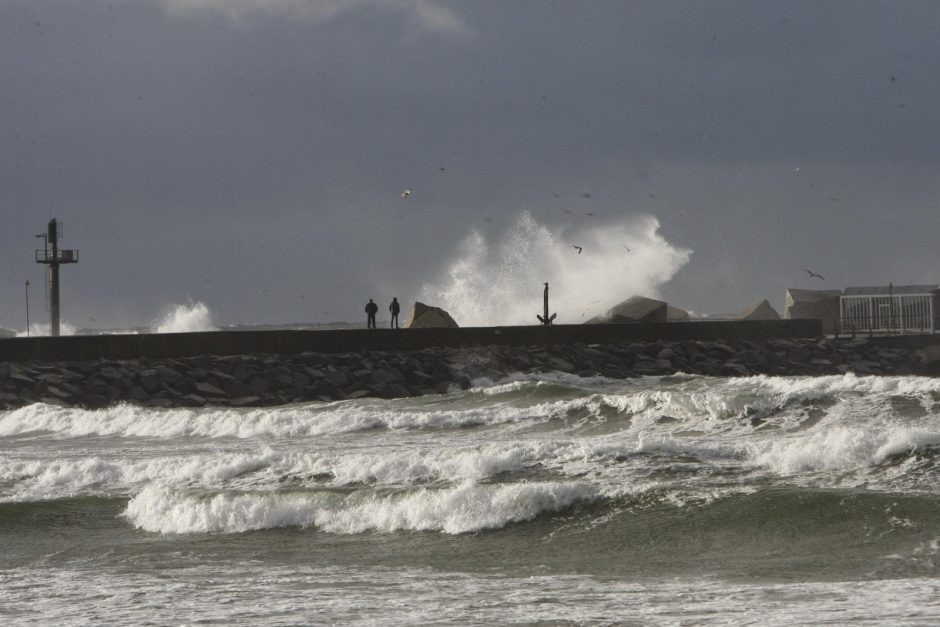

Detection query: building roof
xmin=737 ymin=299 xmax=781 ymax=321
xmin=843 ymin=285 xmax=939 ymax=296
xmin=785 ymin=288 xmax=843 ymax=303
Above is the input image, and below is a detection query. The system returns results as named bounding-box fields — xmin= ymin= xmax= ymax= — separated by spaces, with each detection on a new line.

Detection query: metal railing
xmin=35 ymin=249 xmax=79 ymax=264
xmin=832 ymin=313 xmax=937 ymax=338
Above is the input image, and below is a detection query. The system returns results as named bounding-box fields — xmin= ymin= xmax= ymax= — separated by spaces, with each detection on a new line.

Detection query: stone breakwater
xmin=1 ymin=337 xmax=938 ymax=410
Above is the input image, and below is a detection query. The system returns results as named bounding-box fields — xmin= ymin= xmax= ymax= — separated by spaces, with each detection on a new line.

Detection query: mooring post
xmin=537 ymin=282 xmax=557 ymax=325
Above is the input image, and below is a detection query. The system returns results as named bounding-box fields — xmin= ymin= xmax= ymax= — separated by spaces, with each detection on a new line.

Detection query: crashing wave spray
xmin=420 ymin=211 xmax=691 ymax=326
xmin=15 ymin=321 xmax=77 ymax=337
xmin=154 ymin=302 xmax=217 ymax=333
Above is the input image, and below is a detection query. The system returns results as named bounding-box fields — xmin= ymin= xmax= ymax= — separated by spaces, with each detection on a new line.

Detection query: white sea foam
xmin=0 ymin=449 xmax=285 ymax=502
xmin=0 ymin=440 xmax=604 ymax=502
xmin=747 ymin=424 xmax=940 ymax=476
xmin=123 ymin=480 xmax=598 ymax=534
xmin=4 ymin=373 xmax=938 ymax=443
xmin=420 ymin=210 xmax=691 ymax=326
xmin=153 ymin=301 xmax=216 ymax=333
xmin=6 ymin=562 xmax=940 ymax=625
xmin=0 ymin=396 xmax=582 ymax=439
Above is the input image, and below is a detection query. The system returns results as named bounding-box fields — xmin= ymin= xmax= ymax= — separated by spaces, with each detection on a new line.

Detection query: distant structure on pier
xmin=35 ymin=218 xmax=79 ymax=337
xmin=841 ymin=285 xmax=939 ymax=335
xmin=736 ymin=299 xmax=781 ymax=321
xmin=786 ymin=285 xmax=940 ymax=335
xmin=784 ymin=288 xmax=842 ymax=335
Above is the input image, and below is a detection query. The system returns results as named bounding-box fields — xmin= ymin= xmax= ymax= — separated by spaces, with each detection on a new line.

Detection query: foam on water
xmin=0 ymin=437 xmax=616 ymax=503
xmin=746 ymin=424 xmax=940 ymax=476
xmin=5 ymin=561 xmax=940 ymax=625
xmin=4 ymin=372 xmax=940 ymax=506
xmin=0 ymin=401 xmax=540 ymax=439
xmin=419 ymin=210 xmax=692 ymax=326
xmin=4 ymin=373 xmax=939 ymax=442
xmin=0 ymin=449 xmax=284 ymax=502
xmin=124 ymin=480 xmax=598 ymax=534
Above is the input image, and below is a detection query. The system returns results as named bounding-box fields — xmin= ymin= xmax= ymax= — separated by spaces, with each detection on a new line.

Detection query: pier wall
xmin=0 ymin=319 xmax=822 ymax=363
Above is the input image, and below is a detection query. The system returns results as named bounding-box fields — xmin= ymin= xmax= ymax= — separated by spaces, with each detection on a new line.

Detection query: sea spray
xmin=15 ymin=321 xmax=77 ymax=337
xmin=419 ymin=211 xmax=691 ymax=326
xmin=154 ymin=301 xmax=216 ymax=333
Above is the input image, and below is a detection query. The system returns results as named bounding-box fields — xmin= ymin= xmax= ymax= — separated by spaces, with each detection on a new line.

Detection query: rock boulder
xmin=405 ymin=302 xmax=459 ymax=328
xmin=586 ymin=296 xmax=668 ymax=324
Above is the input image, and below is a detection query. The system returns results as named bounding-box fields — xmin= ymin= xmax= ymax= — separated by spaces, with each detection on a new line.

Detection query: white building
xmin=840 ymin=285 xmax=939 ymax=335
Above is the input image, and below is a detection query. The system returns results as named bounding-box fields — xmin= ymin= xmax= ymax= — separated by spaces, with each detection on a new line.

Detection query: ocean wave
xmin=0 ymin=396 xmax=584 ymax=439
xmin=0 ymin=450 xmax=284 ymax=502
xmin=4 ymin=373 xmax=938 ymax=441
xmin=746 ymin=424 xmax=940 ymax=476
xmin=0 ymin=441 xmax=607 ymax=502
xmin=123 ymin=480 xmax=599 ymax=535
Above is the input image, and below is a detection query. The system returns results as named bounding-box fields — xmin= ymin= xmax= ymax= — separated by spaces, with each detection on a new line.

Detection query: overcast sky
xmin=2 ymin=0 xmax=939 ymax=330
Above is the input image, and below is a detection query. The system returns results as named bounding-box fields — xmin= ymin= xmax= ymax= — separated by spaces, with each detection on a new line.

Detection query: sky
xmin=2 ymin=0 xmax=939 ymax=330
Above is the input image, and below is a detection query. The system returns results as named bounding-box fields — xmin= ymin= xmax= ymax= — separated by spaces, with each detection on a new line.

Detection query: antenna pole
xmin=25 ymin=281 xmax=30 ymax=337
xmin=49 ymin=219 xmax=60 ymax=336
xmin=34 ymin=218 xmax=78 ymax=337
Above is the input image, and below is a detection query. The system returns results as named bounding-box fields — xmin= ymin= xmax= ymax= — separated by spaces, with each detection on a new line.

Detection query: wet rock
xmin=194 ymin=382 xmax=227 ymax=397
xmin=229 ymin=396 xmax=262 ymax=407
xmin=247 ymin=376 xmax=271 ymax=395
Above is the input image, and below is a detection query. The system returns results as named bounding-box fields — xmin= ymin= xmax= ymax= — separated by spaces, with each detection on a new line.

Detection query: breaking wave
xmin=124 ymin=481 xmax=598 ymax=535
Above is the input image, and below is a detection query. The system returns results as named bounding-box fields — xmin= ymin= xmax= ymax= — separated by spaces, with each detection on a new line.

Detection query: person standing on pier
xmin=389 ymin=297 xmax=401 ymax=329
xmin=365 ymin=299 xmax=378 ymax=329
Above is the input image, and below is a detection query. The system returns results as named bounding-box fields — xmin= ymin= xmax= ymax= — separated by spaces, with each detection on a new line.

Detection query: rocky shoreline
xmin=1 ymin=337 xmax=939 ymax=410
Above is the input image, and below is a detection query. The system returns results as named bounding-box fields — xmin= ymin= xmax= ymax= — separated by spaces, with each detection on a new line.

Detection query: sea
xmin=3 ymin=368 xmax=940 ymax=625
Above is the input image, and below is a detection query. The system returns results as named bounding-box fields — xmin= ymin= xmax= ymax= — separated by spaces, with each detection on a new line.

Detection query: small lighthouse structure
xmin=35 ymin=218 xmax=79 ymax=336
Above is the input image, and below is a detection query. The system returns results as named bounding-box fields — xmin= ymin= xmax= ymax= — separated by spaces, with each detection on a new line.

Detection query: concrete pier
xmin=0 ymin=319 xmax=821 ymax=363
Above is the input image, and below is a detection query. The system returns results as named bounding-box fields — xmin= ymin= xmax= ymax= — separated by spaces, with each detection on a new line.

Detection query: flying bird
xmin=401 ymin=189 xmax=412 ymax=198
xmin=622 ymin=244 xmax=632 ymax=253
xmin=802 ymin=268 xmax=825 ymax=280
xmin=572 ymin=245 xmax=583 ymax=254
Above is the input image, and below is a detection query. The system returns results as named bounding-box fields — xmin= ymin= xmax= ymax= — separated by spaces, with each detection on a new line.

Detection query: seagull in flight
xmin=802 ymin=268 xmax=825 ymax=280
xmin=572 ymin=245 xmax=583 ymax=254
xmin=401 ymin=189 xmax=412 ymax=198
xmin=622 ymin=244 xmax=632 ymax=253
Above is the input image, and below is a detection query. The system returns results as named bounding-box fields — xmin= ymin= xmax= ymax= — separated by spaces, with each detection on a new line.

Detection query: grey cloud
xmin=160 ymin=0 xmax=474 ymax=39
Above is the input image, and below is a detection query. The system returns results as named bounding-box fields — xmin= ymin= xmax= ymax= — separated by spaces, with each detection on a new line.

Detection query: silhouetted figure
xmin=365 ymin=299 xmax=378 ymax=328
xmin=389 ymin=297 xmax=401 ymax=328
